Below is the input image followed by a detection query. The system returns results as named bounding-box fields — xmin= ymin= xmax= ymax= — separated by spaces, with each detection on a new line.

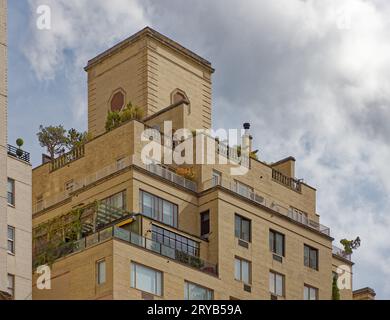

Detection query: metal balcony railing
xmin=332 ymin=245 xmax=352 ymax=261
xmin=33 ymin=226 xmax=218 ymax=276
xmin=7 ymin=144 xmax=30 ymax=163
xmin=146 ymin=163 xmax=197 ymax=192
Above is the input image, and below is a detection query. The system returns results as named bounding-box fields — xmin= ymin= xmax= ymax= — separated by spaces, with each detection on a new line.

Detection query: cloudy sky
xmin=7 ymin=0 xmax=390 ymax=298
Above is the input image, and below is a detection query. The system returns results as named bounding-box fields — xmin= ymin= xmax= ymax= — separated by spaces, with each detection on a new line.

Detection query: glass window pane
xmin=304 ymin=286 xmax=309 ymax=300
xmin=235 ymin=216 xmax=241 ymax=238
xmin=276 ymin=233 xmax=284 ymax=256
xmin=269 ymin=231 xmax=274 ymax=252
xmin=163 ymin=201 xmax=173 ymax=226
xmin=269 ymin=273 xmax=275 ymax=294
xmin=242 ymin=260 xmax=250 ymax=284
xmin=97 ymin=261 xmax=106 ymax=284
xmin=143 ymin=193 xmax=153 ymax=217
xmin=276 ymin=274 xmax=283 ymax=296
xmin=304 ymin=245 xmax=310 ymax=267
xmin=235 ymin=259 xmax=241 ymax=281
xmin=242 ymin=219 xmax=250 ymax=242
xmin=310 ymin=248 xmax=318 ymax=269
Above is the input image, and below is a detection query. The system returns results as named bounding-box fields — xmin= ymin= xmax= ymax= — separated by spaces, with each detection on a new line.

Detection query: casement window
xmin=151 ymin=225 xmax=200 ymax=257
xmin=304 ymin=245 xmax=319 ymax=270
xmin=102 ymin=191 xmax=126 ymax=210
xmin=234 ymin=257 xmax=251 ymax=284
xmin=139 ymin=190 xmax=178 ymax=228
xmin=304 ymin=285 xmax=319 ymax=300
xmin=269 ymin=230 xmax=285 ymax=257
xmin=96 ymin=260 xmax=106 ymax=285
xmin=7 ymin=226 xmax=15 ymax=254
xmin=7 ymin=274 xmax=15 ymax=298
xmin=131 ymin=262 xmax=162 ymax=296
xmin=212 ymin=170 xmax=221 ymax=186
xmin=269 ymin=271 xmax=285 ymax=297
xmin=184 ymin=281 xmax=213 ymax=300
xmin=7 ymin=178 xmax=15 ymax=206
xmin=235 ymin=214 xmax=251 ymax=242
xmin=200 ymin=211 xmax=210 ymax=237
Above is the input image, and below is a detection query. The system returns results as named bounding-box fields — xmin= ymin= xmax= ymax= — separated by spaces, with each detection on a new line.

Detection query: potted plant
xmin=16 ymin=138 xmax=24 ymax=157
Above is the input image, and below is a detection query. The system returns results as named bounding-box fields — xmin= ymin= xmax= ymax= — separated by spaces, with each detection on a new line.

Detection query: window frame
xmin=151 ymin=225 xmax=200 ymax=257
xmin=7 ymin=274 xmax=15 ymax=298
xmin=7 ymin=226 xmax=15 ymax=254
xmin=234 ymin=257 xmax=251 ymax=285
xmin=234 ymin=214 xmax=251 ymax=242
xmin=269 ymin=229 xmax=285 ymax=257
xmin=200 ymin=210 xmax=210 ymax=237
xmin=304 ymin=244 xmax=319 ymax=270
xmin=7 ymin=178 xmax=15 ymax=206
xmin=184 ymin=281 xmax=214 ymax=300
xmin=304 ymin=284 xmax=319 ymax=300
xmin=269 ymin=271 xmax=285 ymax=297
xmin=139 ymin=190 xmax=178 ymax=228
xmin=96 ymin=259 xmax=106 ymax=285
xmin=130 ymin=262 xmax=163 ymax=296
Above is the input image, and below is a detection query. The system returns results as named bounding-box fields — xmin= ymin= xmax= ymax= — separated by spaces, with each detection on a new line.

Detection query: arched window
xmin=109 ymin=89 xmax=126 ymax=112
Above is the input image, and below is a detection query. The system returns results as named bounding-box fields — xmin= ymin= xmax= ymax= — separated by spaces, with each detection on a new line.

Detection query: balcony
xmin=272 ymin=169 xmax=302 ymax=193
xmin=7 ymin=144 xmax=30 ymax=163
xmin=204 ymin=177 xmax=331 ymax=237
xmin=146 ymin=163 xmax=197 ymax=192
xmin=50 ymin=145 xmax=85 ymax=172
xmin=33 ymin=226 xmax=218 ymax=276
xmin=332 ymin=245 xmax=352 ymax=261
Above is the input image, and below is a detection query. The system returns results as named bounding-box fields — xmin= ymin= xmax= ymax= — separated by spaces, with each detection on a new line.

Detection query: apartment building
xmin=32 ymin=27 xmax=354 ymax=300
xmin=0 ymin=0 xmax=32 ymax=300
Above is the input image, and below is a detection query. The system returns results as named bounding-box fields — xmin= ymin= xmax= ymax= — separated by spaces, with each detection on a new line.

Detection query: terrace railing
xmin=7 ymin=144 xmax=30 ymax=163
xmin=332 ymin=245 xmax=352 ymax=261
xmin=33 ymin=226 xmax=218 ymax=276
xmin=272 ymin=169 xmax=302 ymax=193
xmin=50 ymin=145 xmax=85 ymax=172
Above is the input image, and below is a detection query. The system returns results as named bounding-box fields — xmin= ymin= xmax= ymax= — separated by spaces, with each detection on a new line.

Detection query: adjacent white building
xmin=0 ymin=0 xmax=32 ymax=300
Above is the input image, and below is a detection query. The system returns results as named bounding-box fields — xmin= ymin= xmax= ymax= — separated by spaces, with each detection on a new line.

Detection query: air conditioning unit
xmin=244 ymin=284 xmax=252 ymax=293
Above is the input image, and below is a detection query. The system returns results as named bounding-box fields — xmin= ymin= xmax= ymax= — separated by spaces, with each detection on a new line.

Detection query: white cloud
xmin=25 ymin=0 xmax=149 ymax=123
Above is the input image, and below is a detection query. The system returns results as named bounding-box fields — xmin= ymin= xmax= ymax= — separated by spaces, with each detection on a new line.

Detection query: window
xmin=7 ymin=226 xmax=15 ymax=254
xmin=212 ymin=170 xmax=221 ymax=186
xmin=140 ymin=190 xmax=178 ymax=228
xmin=269 ymin=230 xmax=285 ymax=256
xmin=131 ymin=262 xmax=162 ymax=296
xmin=152 ymin=225 xmax=200 ymax=257
xmin=7 ymin=178 xmax=15 ymax=206
xmin=200 ymin=211 xmax=210 ymax=237
xmin=269 ymin=271 xmax=285 ymax=297
xmin=304 ymin=285 xmax=318 ymax=300
xmin=110 ymin=90 xmax=125 ymax=112
xmin=234 ymin=180 xmax=253 ymax=198
xmin=184 ymin=281 xmax=213 ymax=300
xmin=7 ymin=274 xmax=15 ymax=298
xmin=304 ymin=245 xmax=318 ymax=270
xmin=234 ymin=257 xmax=251 ymax=284
xmin=96 ymin=260 xmax=106 ymax=285
xmin=102 ymin=191 xmax=126 ymax=210
xmin=235 ymin=214 xmax=251 ymax=242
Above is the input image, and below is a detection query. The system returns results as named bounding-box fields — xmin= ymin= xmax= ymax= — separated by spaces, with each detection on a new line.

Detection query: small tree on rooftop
xmin=37 ymin=125 xmax=67 ymax=159
xmin=332 ymin=276 xmax=340 ymax=300
xmin=66 ymin=128 xmax=90 ymax=150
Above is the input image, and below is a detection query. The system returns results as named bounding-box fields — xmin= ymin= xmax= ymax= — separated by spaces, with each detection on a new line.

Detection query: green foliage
xmin=37 ymin=125 xmax=67 ymax=159
xmin=105 ymin=102 xmax=144 ymax=132
xmin=66 ymin=128 xmax=90 ymax=150
xmin=16 ymin=138 xmax=24 ymax=147
xmin=340 ymin=237 xmax=361 ymax=255
xmin=332 ymin=276 xmax=340 ymax=300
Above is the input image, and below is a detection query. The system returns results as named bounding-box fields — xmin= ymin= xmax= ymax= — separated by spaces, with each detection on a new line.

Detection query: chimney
xmin=242 ymin=123 xmax=252 ymax=156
